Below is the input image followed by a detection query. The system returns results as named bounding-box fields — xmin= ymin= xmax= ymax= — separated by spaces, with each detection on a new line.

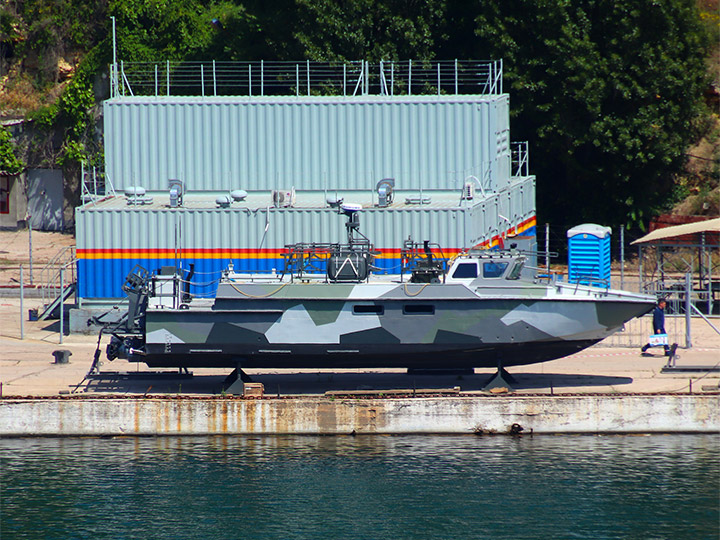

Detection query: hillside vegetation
xmin=0 ymin=0 xmax=718 ymax=231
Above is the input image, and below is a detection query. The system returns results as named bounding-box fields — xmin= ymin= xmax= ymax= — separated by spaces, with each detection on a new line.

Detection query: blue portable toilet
xmin=567 ymin=224 xmax=612 ymax=286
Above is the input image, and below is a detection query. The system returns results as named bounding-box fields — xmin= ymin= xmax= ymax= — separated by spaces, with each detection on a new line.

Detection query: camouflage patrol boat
xmin=102 ymin=207 xmax=655 ymax=374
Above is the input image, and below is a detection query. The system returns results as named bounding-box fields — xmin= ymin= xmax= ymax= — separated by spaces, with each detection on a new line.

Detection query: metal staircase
xmin=37 ymin=246 xmax=77 ymax=320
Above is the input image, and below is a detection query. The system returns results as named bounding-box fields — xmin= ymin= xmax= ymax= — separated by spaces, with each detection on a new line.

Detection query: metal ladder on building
xmin=37 ymin=246 xmax=77 ymax=321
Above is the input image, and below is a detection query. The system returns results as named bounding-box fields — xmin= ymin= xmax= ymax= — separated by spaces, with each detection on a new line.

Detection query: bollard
xmin=52 ymin=350 xmax=72 ymax=364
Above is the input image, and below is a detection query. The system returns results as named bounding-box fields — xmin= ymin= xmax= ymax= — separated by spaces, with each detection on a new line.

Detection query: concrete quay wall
xmin=1 ymin=394 xmax=718 ymax=436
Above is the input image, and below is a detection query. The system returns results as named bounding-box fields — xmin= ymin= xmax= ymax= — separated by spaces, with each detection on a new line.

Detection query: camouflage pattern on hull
xmin=137 ymin=285 xmax=653 ymax=369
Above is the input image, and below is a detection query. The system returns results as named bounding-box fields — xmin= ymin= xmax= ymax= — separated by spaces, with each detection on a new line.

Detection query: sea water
xmin=1 ymin=434 xmax=718 ymax=540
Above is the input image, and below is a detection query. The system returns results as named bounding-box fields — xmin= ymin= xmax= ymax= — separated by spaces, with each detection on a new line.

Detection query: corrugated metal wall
xmin=76 ymin=209 xmax=469 ymax=298
xmin=76 ymin=177 xmax=534 ymax=298
xmin=77 ymin=207 xmax=472 ymax=250
xmin=465 ymin=177 xmax=535 ymax=247
xmin=104 ymin=95 xmax=510 ymax=193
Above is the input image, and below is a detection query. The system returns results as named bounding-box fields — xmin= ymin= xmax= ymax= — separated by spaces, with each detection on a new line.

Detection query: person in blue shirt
xmin=641 ymin=299 xmax=670 ymax=355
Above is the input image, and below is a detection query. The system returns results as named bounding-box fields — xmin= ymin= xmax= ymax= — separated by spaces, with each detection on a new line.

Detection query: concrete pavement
xmin=1 ymin=298 xmax=718 ymax=397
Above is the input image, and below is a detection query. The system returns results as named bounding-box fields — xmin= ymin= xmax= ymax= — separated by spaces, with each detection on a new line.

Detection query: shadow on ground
xmin=77 ymin=369 xmax=633 ymax=395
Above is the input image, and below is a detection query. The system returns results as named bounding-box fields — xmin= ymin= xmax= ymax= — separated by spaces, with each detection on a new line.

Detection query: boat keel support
xmin=482 ymin=358 xmax=517 ymax=392
xmin=223 ymin=361 xmax=253 ymax=395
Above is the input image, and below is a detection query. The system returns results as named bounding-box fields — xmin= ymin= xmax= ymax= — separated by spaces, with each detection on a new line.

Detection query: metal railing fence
xmin=511 ymin=142 xmax=530 ymax=177
xmin=81 ymin=162 xmax=115 ymax=204
xmin=602 ymin=273 xmax=715 ymax=349
xmin=38 ymin=246 xmax=77 ymax=308
xmin=111 ymin=59 xmax=504 ymax=98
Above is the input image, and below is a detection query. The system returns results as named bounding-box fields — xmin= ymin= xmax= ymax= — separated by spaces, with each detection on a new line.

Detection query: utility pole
xmin=28 ymin=217 xmax=33 ymax=285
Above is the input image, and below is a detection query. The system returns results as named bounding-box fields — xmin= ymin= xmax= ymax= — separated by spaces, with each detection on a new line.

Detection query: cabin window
xmin=452 ymin=262 xmax=478 ymax=279
xmin=353 ymin=304 xmax=384 ymax=315
xmin=403 ymin=304 xmax=435 ymax=315
xmin=506 ymin=260 xmax=524 ymax=280
xmin=482 ymin=261 xmax=508 ymax=278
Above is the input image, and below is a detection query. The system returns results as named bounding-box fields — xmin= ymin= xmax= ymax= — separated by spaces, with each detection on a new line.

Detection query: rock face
xmin=57 ymin=57 xmax=75 ymax=81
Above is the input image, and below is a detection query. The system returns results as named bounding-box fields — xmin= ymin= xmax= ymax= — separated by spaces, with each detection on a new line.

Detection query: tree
xmin=0 ymin=126 xmax=23 ymax=174
xmin=472 ymin=0 xmax=710 ymax=229
xmin=108 ymin=0 xmax=216 ymax=62
xmin=293 ymin=0 xmax=446 ymax=62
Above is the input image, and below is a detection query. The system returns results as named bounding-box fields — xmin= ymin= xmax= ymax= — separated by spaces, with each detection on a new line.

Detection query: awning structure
xmin=631 ymin=218 xmax=720 ymax=245
xmin=631 ymin=216 xmax=719 ymax=316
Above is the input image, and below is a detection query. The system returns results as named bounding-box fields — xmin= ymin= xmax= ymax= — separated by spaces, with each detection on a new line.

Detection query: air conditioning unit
xmin=272 ymin=187 xmax=296 ymax=208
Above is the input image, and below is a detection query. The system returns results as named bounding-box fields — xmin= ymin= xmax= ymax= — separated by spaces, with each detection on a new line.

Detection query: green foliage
xmin=58 ymin=139 xmax=86 ymax=167
xmin=58 ymin=77 xmax=94 ymax=139
xmin=177 ymin=0 xmax=307 ymax=62
xmin=26 ymin=103 xmax=60 ymax=130
xmin=0 ymin=127 xmax=24 ymax=174
xmin=17 ymin=0 xmax=107 ymax=51
xmin=293 ymin=0 xmax=445 ymax=62
xmin=108 ymin=0 xmax=251 ymax=63
xmin=0 ymin=7 xmax=21 ymax=42
xmin=27 ymin=76 xmax=95 ymax=166
xmin=472 ymin=0 xmax=711 ymax=229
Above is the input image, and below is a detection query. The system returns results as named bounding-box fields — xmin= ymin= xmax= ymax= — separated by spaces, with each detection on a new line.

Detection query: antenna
xmin=462 ymin=175 xmax=486 ymax=201
xmin=462 ymin=181 xmax=475 ymax=200
xmin=339 ymin=202 xmax=363 ymax=246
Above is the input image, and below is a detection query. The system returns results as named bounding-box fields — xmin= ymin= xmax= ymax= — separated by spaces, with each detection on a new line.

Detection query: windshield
xmin=482 ymin=261 xmax=508 ymax=278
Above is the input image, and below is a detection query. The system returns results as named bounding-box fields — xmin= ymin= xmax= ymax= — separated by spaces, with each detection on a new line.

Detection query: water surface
xmin=1 ymin=435 xmax=717 ymax=540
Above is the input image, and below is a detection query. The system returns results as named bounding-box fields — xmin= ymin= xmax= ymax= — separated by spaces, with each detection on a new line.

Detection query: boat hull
xmin=139 ymin=339 xmax=603 ymax=369
xmin=134 ymin=295 xmax=653 ymax=369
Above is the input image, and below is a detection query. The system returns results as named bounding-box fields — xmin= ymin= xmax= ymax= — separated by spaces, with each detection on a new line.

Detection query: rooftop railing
xmin=110 ymin=59 xmax=503 ymax=99
xmin=511 ymin=142 xmax=530 ymax=177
